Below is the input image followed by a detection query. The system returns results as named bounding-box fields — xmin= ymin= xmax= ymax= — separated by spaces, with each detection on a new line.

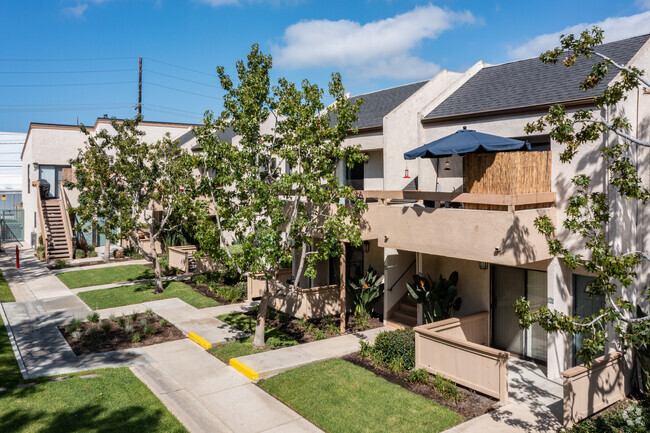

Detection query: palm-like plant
xmin=406 ymin=271 xmax=462 ymax=323
xmin=348 ymin=266 xmax=384 ymax=319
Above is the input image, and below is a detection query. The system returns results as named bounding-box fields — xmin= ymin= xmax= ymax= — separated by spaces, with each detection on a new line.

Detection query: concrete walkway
xmin=0 ymin=244 xmax=154 ymax=378
xmin=132 ymin=339 xmax=324 ymax=433
xmin=53 ymin=258 xmax=150 ymax=273
xmin=232 ymin=326 xmax=387 ymax=380
xmin=71 ymin=274 xmax=192 ymax=294
xmin=96 ymin=298 xmax=256 ymax=346
xmin=445 ymin=358 xmax=563 ymax=433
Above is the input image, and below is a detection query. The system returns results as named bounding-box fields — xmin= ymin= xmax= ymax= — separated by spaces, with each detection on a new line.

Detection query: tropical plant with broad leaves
xmin=347 ymin=266 xmax=384 ymax=319
xmin=406 ymin=271 xmax=461 ymax=323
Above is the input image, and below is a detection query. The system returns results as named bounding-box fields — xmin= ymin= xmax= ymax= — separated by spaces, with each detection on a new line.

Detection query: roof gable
xmin=425 ymin=33 xmax=650 ymax=120
xmin=349 ymin=80 xmax=428 ymax=129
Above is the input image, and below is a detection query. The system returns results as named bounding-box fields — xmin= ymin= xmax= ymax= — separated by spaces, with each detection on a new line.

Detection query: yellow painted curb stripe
xmin=230 ymin=358 xmax=259 ymax=381
xmin=188 ymin=332 xmax=212 ymax=349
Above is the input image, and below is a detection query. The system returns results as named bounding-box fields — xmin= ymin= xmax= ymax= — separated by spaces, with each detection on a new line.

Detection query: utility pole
xmin=137 ymin=57 xmax=143 ymax=116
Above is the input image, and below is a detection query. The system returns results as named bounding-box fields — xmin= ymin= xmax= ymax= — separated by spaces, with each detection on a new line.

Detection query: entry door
xmin=492 ymin=266 xmax=548 ymax=362
xmin=345 ymin=244 xmax=364 ymax=285
xmin=38 ymin=165 xmax=63 ymax=198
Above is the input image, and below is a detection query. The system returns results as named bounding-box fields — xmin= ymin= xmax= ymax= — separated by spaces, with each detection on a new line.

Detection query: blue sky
xmin=0 ymin=0 xmax=649 ymax=133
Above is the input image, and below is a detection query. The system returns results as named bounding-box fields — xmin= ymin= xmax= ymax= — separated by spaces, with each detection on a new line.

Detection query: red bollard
xmin=15 ymin=245 xmax=19 ymax=269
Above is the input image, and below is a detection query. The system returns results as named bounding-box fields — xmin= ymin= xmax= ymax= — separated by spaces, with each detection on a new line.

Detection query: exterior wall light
xmin=363 ymin=240 xmax=370 ymax=253
xmin=444 ymin=160 xmax=451 ymax=171
xmin=478 ymin=261 xmax=489 ymax=270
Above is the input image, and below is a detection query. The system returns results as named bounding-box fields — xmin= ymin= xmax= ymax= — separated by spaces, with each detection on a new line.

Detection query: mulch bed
xmin=343 ymin=352 xmax=497 ymax=420
xmin=52 ymin=257 xmax=139 ymax=269
xmin=59 ymin=312 xmax=184 ymax=356
xmin=243 ymin=309 xmax=383 ymax=344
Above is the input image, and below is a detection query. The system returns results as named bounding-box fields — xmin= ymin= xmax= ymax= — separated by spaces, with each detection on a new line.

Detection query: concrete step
xmin=389 ymin=311 xmax=416 ymax=328
xmin=399 ymin=302 xmax=417 ymax=315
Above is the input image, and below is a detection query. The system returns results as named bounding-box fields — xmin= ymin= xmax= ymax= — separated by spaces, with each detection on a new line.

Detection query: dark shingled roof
xmin=425 ymin=34 xmax=650 ymax=120
xmin=349 ymin=80 xmax=428 ymax=129
xmin=191 ymin=126 xmax=236 ymax=150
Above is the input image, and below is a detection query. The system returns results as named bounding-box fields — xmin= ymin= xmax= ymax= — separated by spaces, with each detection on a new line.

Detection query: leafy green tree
xmin=515 ymin=28 xmax=650 ymax=379
xmin=71 ymin=117 xmax=196 ymax=293
xmin=193 ymin=45 xmax=367 ymax=348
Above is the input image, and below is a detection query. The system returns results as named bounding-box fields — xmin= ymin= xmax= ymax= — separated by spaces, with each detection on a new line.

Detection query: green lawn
xmin=0 ymin=303 xmax=187 ymax=432
xmin=78 ymin=281 xmax=219 ymax=310
xmin=0 ymin=313 xmax=22 ymax=389
xmin=209 ymin=312 xmax=298 ymax=362
xmin=0 ymin=269 xmax=15 ymax=302
xmin=0 ymin=368 xmax=187 ymax=432
xmin=259 ymin=359 xmax=464 ymax=433
xmin=56 ymin=264 xmax=155 ymax=289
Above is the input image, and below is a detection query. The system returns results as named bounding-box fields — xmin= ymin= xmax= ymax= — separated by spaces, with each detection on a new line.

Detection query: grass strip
xmin=209 ymin=312 xmax=298 ymax=362
xmin=0 ymin=368 xmax=187 ymax=432
xmin=56 ymin=264 xmax=154 ymax=289
xmin=78 ymin=281 xmax=218 ymax=310
xmin=259 ymin=359 xmax=464 ymax=433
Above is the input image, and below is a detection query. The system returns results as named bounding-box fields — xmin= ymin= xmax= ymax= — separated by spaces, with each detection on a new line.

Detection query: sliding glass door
xmin=492 ymin=266 xmax=548 ymax=362
xmin=38 ymin=165 xmax=64 ymax=198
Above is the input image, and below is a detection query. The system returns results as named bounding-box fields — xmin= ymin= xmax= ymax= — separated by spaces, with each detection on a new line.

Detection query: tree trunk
xmin=103 ymin=239 xmax=111 ymax=263
xmin=150 ymin=236 xmax=164 ymax=294
xmin=340 ymin=241 xmax=347 ymax=334
xmin=253 ymin=280 xmax=270 ymax=349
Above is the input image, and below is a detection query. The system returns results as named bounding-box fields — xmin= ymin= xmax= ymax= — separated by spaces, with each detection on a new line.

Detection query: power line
xmin=144 ymin=81 xmax=220 ymax=100
xmin=0 ymin=57 xmax=137 ymax=62
xmin=145 ymin=58 xmax=216 ymax=78
xmin=0 ymin=69 xmax=136 ymax=74
xmin=0 ymin=105 xmax=134 ymax=113
xmin=143 ymin=103 xmax=205 ymax=116
xmin=146 ymin=69 xmax=221 ymax=89
xmin=0 ymin=81 xmax=133 ymax=88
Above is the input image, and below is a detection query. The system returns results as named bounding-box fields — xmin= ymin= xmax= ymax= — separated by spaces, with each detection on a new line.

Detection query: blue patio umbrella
xmin=404 ymin=127 xmax=530 ymax=159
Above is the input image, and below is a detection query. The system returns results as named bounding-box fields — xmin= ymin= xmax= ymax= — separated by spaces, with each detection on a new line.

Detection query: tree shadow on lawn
xmin=131 ymin=281 xmax=173 ymax=293
xmin=0 ymin=403 xmax=175 ymax=433
xmin=125 ymin=268 xmax=156 ymax=282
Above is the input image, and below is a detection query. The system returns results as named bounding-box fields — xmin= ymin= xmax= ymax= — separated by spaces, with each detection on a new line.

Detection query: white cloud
xmin=508 ymin=11 xmax=650 ymax=59
xmin=63 ymin=4 xmax=89 ymax=17
xmin=272 ymin=4 xmax=476 ymax=80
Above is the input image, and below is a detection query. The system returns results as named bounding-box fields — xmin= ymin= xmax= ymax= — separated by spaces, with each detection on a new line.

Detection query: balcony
xmin=359 ymin=190 xmax=556 ymax=266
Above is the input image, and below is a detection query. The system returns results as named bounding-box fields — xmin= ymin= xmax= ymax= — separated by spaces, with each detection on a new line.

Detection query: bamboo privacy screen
xmin=462 ymin=151 xmax=552 ymax=210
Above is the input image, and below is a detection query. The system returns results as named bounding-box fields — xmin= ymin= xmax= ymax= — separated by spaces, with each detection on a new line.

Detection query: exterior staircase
xmin=41 ymin=199 xmax=73 ymax=261
xmin=386 ymin=294 xmax=418 ymax=329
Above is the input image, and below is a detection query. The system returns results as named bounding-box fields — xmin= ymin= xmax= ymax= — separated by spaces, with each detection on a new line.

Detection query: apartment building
xmin=20 ymin=117 xmax=203 ymax=260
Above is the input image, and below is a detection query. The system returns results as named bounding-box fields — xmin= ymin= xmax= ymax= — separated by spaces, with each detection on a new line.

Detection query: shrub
xmin=359 ymin=340 xmax=373 ymax=357
xmin=117 ymin=316 xmax=127 ymax=327
xmin=326 ymin=323 xmax=340 ymax=335
xmin=108 ymin=313 xmax=116 ymax=322
xmin=160 ymin=319 xmax=169 ymax=327
xmin=71 ymin=330 xmax=82 ymax=341
xmin=86 ymin=250 xmax=98 ymax=258
xmin=101 ymin=321 xmax=112 ymax=333
xmin=35 ymin=245 xmax=45 ymax=260
xmin=297 ymin=318 xmax=308 ymax=328
xmin=86 ymin=328 xmax=100 ymax=340
xmin=138 ymin=318 xmax=148 ymax=327
xmin=568 ymin=402 xmax=648 ymax=432
xmin=75 ymin=249 xmax=86 ymax=259
xmin=277 ymin=312 xmax=292 ymax=323
xmin=130 ymin=312 xmax=139 ymax=321
xmin=131 ymin=332 xmax=141 ymax=343
xmin=373 ymin=329 xmax=415 ymax=370
xmin=86 ymin=311 xmax=100 ymax=323
xmin=124 ymin=323 xmax=134 ymax=334
xmin=355 ymin=314 xmax=370 ymax=330
xmin=66 ymin=318 xmax=83 ymax=333
xmin=432 ymin=374 xmax=463 ymax=402
xmin=406 ymin=271 xmax=462 ymax=324
xmin=159 ymin=254 xmax=170 ymax=271
xmin=312 ymin=328 xmax=326 ymax=340
xmin=388 ymin=356 xmax=405 ymax=374
xmin=143 ymin=324 xmax=155 ymax=335
xmin=54 ymin=260 xmax=66 ymax=269
xmin=216 ymin=285 xmax=244 ymax=303
xmin=123 ymin=247 xmax=142 ymax=259
xmin=407 ymin=368 xmax=430 ymax=384
xmin=347 ymin=266 xmax=384 ymax=319
xmin=192 ymin=274 xmax=208 ymax=285
xmin=222 ymin=267 xmax=243 ymax=286
xmin=113 ymin=249 xmax=124 ymax=259
xmin=145 ymin=308 xmax=153 ymax=315
xmin=208 ymin=281 xmax=218 ymax=292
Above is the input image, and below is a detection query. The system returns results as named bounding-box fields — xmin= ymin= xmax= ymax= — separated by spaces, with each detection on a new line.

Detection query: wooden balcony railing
xmin=358 ymin=190 xmax=555 ymax=212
